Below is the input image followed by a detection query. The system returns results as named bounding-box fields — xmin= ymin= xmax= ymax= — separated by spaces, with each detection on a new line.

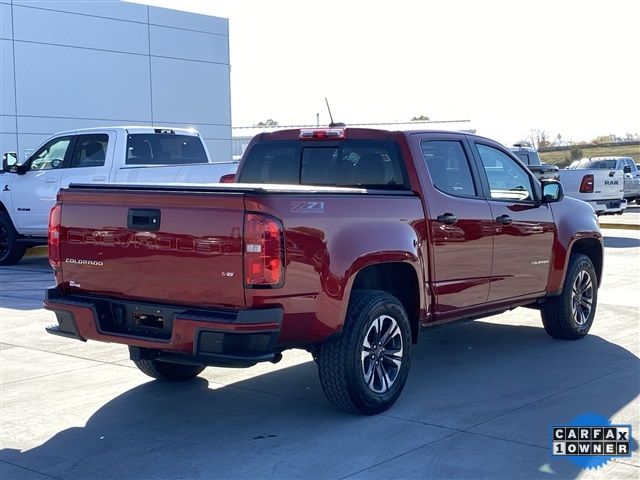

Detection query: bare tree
xmin=410 ymin=115 xmax=430 ymax=121
xmin=528 ymin=129 xmax=551 ymax=149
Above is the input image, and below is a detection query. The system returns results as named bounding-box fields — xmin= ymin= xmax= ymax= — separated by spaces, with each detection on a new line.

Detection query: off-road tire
xmin=133 ymin=359 xmax=205 ymax=381
xmin=541 ymin=253 xmax=597 ymax=340
xmin=0 ymin=212 xmax=26 ymax=266
xmin=317 ymin=290 xmax=412 ymax=415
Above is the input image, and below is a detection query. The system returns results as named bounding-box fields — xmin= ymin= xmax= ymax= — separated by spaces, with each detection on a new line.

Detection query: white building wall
xmin=0 ymin=0 xmax=231 ymax=162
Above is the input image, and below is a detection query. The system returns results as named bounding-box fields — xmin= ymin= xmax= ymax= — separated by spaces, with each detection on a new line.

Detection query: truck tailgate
xmin=58 ymin=187 xmax=245 ymax=309
xmin=559 ymin=169 xmax=624 ymax=200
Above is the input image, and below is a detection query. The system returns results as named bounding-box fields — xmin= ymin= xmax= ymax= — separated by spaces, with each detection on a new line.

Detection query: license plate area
xmin=96 ymin=301 xmax=175 ymax=340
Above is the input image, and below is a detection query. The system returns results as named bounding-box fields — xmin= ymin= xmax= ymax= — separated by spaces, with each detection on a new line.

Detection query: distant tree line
xmin=517 ymin=129 xmax=639 ymax=150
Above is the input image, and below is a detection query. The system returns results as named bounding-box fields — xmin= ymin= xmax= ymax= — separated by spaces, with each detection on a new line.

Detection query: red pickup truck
xmin=44 ymin=128 xmax=603 ymax=414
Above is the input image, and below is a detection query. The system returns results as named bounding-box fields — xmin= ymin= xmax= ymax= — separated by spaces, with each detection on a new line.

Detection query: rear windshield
xmin=574 ymin=159 xmax=617 ymax=169
xmin=512 ymin=151 xmax=541 ymax=166
xmin=237 ymin=141 xmax=409 ymax=189
xmin=126 ymin=134 xmax=208 ymax=165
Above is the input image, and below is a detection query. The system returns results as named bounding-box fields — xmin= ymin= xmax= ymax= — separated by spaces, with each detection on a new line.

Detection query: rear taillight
xmin=48 ymin=203 xmax=62 ymax=270
xmin=579 ymin=174 xmax=594 ymax=193
xmin=220 ymin=173 xmax=235 ymax=183
xmin=244 ymin=213 xmax=283 ymax=287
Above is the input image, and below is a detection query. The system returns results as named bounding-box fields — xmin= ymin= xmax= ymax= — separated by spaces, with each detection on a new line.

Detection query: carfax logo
xmin=552 ymin=413 xmax=633 ymax=469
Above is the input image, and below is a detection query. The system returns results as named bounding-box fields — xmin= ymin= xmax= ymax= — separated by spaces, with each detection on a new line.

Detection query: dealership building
xmin=0 ymin=0 xmax=232 ymax=162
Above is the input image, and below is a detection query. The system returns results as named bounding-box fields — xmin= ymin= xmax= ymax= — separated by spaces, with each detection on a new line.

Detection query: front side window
xmin=476 ymin=144 xmax=534 ymax=202
xmin=29 ymin=137 xmax=73 ymax=171
xmin=420 ymin=140 xmax=476 ymax=197
xmin=70 ymin=134 xmax=108 ymax=168
xmin=126 ymin=134 xmax=208 ymax=165
xmin=624 ymin=158 xmax=637 ymax=171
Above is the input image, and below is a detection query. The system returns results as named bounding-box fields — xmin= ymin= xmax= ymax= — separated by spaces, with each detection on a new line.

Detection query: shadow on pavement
xmin=0 ymin=256 xmax=53 ymax=311
xmin=1 ymin=321 xmax=638 ymax=479
xmin=603 ymin=235 xmax=640 ymax=248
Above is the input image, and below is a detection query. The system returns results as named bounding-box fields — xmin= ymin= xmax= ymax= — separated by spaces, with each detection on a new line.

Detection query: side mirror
xmin=541 ymin=180 xmax=564 ymax=203
xmin=623 ymin=165 xmax=632 ymax=174
xmin=2 ymin=152 xmax=18 ymax=173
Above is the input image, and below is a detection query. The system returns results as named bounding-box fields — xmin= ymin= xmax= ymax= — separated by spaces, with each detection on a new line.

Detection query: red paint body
xmin=45 ymin=129 xmax=603 ymax=360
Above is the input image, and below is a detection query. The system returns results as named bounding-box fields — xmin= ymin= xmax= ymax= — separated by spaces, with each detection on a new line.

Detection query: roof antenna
xmin=325 ymin=97 xmax=345 ymax=128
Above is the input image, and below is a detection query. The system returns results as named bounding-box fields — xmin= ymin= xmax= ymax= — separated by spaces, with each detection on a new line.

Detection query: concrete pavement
xmin=1 ymin=229 xmax=638 ymax=479
xmin=598 ymin=204 xmax=640 ymax=230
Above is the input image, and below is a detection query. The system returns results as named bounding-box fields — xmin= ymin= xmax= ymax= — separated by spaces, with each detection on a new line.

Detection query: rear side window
xmin=126 ymin=134 xmax=208 ymax=165
xmin=70 ymin=134 xmax=108 ymax=168
xmin=420 ymin=140 xmax=476 ymax=197
xmin=238 ymin=141 xmax=409 ymax=189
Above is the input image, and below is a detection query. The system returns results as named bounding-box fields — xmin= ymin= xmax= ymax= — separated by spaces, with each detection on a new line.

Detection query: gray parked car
xmin=509 ymin=144 xmax=560 ymax=182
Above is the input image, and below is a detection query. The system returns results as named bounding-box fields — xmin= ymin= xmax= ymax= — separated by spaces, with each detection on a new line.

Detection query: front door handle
xmin=45 ymin=179 xmax=57 ymax=184
xmin=92 ymin=176 xmax=107 ymax=182
xmin=436 ymin=213 xmax=458 ymax=225
xmin=496 ymin=214 xmax=513 ymax=225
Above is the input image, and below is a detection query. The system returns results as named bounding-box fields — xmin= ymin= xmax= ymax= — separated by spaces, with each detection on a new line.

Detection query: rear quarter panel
xmin=244 ymin=193 xmax=427 ymax=344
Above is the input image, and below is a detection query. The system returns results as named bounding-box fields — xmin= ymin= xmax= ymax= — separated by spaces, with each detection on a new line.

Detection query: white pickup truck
xmin=0 ymin=126 xmax=238 ymax=265
xmin=558 ymin=164 xmax=627 ymax=216
xmin=569 ymin=157 xmax=640 ymax=205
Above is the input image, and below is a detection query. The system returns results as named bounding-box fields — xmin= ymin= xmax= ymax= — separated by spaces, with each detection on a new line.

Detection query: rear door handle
xmin=45 ymin=179 xmax=57 ymax=184
xmin=436 ymin=213 xmax=458 ymax=225
xmin=92 ymin=176 xmax=107 ymax=181
xmin=496 ymin=215 xmax=513 ymax=225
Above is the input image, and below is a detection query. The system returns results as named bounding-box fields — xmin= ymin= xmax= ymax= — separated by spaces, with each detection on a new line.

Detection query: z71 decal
xmin=290 ymin=201 xmax=325 ymax=214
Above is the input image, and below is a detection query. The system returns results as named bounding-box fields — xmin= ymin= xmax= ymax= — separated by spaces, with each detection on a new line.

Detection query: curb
xmin=24 ymin=246 xmax=48 ymax=257
xmin=598 ymin=223 xmax=640 ymax=231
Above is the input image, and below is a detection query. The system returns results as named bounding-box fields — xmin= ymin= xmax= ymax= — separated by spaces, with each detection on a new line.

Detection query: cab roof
xmin=50 ymin=126 xmax=201 ymax=137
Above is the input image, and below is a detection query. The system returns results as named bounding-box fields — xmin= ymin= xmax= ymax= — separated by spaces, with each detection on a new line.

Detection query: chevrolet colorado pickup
xmin=44 ymin=128 xmax=603 ymax=414
xmin=0 ymin=126 xmax=237 ymax=265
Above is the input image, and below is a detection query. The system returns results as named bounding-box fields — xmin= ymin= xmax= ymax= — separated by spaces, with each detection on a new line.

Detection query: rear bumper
xmin=589 ymin=198 xmax=627 ymax=215
xmin=44 ymin=287 xmax=282 ymax=367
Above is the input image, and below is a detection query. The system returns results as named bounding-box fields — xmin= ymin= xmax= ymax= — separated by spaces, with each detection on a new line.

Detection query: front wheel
xmin=317 ymin=290 xmax=412 ymax=414
xmin=0 ymin=212 xmax=26 ymax=266
xmin=541 ymin=253 xmax=598 ymax=340
xmin=133 ymin=359 xmax=205 ymax=381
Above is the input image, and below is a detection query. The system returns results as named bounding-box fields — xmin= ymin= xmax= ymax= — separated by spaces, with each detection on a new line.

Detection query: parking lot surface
xmin=1 ymin=228 xmax=638 ymax=479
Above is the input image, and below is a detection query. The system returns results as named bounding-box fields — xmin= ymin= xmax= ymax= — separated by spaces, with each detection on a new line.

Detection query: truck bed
xmin=58 ymin=184 xmax=422 ymax=318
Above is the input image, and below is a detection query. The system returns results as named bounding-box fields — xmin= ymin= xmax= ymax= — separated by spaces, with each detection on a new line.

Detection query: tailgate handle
xmin=127 ymin=209 xmax=160 ymax=231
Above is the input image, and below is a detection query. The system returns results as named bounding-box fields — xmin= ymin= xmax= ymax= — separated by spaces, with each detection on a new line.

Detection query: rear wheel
xmin=0 ymin=212 xmax=26 ymax=266
xmin=133 ymin=359 xmax=205 ymax=381
xmin=317 ymin=290 xmax=412 ymax=414
xmin=541 ymin=253 xmax=597 ymax=340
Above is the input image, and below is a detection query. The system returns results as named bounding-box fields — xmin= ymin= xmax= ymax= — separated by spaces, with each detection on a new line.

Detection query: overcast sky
xmin=130 ymin=0 xmax=639 ymax=145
